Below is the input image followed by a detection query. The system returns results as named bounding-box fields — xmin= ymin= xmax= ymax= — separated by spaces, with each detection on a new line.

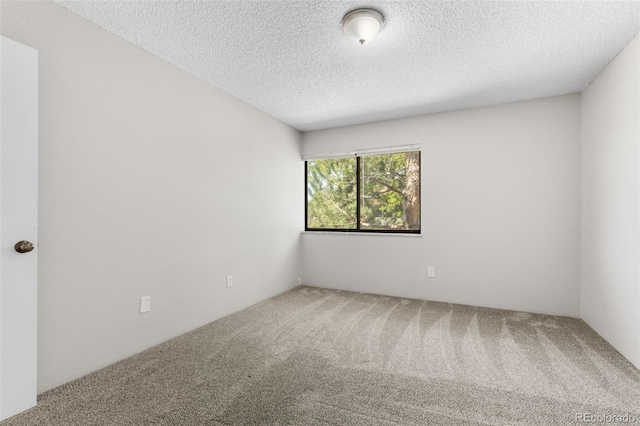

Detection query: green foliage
xmin=306 ymin=152 xmax=420 ymax=231
xmin=361 ymin=153 xmax=408 ymax=230
xmin=307 ymin=158 xmax=357 ymax=229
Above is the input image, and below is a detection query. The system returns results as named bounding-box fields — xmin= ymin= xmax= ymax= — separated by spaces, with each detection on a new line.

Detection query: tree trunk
xmin=404 ymin=152 xmax=420 ymax=229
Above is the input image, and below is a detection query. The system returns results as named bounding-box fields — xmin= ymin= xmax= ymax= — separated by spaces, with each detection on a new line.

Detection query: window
xmin=305 ymin=150 xmax=420 ymax=233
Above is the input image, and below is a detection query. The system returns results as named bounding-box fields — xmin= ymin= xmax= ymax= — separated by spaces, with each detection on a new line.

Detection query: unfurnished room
xmin=1 ymin=0 xmax=640 ymax=424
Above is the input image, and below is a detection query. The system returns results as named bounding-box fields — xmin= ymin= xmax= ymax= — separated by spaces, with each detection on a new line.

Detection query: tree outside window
xmin=306 ymin=151 xmax=420 ymax=233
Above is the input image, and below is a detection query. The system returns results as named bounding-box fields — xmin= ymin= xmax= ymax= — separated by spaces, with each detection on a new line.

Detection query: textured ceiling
xmin=54 ymin=1 xmax=640 ymax=132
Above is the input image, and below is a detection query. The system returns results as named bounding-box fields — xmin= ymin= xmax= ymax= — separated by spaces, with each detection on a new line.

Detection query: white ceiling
xmin=54 ymin=1 xmax=640 ymax=132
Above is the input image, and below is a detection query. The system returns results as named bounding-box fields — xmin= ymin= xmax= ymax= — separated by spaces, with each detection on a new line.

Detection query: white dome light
xmin=342 ymin=9 xmax=384 ymax=45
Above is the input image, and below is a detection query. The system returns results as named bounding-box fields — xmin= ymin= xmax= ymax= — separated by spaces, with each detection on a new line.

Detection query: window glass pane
xmin=360 ymin=152 xmax=420 ymax=231
xmin=307 ymin=158 xmax=357 ymax=229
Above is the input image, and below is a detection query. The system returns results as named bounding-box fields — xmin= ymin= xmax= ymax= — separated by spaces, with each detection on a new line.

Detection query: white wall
xmin=581 ymin=35 xmax=640 ymax=369
xmin=302 ymin=94 xmax=581 ymax=317
xmin=1 ymin=0 xmax=303 ymax=393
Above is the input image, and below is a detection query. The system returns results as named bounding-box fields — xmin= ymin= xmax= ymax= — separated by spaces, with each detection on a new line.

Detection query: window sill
xmin=301 ymin=231 xmax=422 ymax=238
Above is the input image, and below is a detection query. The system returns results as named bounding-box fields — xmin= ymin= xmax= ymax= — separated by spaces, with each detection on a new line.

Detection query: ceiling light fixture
xmin=342 ymin=9 xmax=384 ymax=45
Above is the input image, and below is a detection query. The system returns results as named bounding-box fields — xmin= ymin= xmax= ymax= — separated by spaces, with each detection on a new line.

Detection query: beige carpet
xmin=4 ymin=286 xmax=640 ymax=425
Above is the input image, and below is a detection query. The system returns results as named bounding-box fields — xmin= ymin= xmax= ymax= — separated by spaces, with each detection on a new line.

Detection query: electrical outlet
xmin=140 ymin=296 xmax=151 ymax=313
xmin=427 ymin=267 xmax=436 ymax=278
xmin=226 ymin=275 xmax=233 ymax=288
xmin=297 ymin=277 xmax=302 ymax=285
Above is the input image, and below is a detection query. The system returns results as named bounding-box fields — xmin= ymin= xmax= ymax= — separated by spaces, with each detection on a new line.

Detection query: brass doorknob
xmin=15 ymin=241 xmax=34 ymax=253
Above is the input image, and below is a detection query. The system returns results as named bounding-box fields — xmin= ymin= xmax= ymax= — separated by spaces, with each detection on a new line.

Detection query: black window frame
xmin=305 ymin=151 xmax=421 ymax=234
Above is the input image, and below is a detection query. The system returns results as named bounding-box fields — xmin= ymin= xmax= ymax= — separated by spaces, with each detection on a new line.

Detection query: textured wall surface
xmin=52 ymin=0 xmax=640 ymax=131
xmin=581 ymin=35 xmax=640 ymax=369
xmin=302 ymin=94 xmax=581 ymax=317
xmin=1 ymin=0 xmax=303 ymax=393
